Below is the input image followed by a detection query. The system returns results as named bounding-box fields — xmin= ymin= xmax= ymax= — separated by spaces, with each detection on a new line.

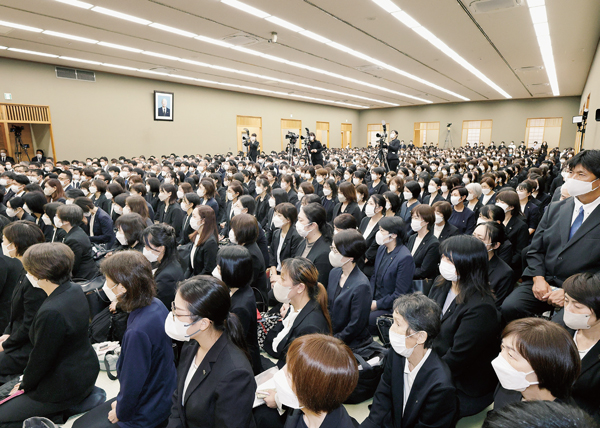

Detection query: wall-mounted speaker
xmin=596 ymin=109 xmax=600 ymax=121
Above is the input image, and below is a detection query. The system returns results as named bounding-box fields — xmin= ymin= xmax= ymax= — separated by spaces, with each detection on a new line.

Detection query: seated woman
xmin=22 ymin=192 xmax=52 ymax=240
xmin=214 ymin=246 xmax=262 ymax=374
xmin=178 ymin=193 xmax=201 ymax=245
xmin=480 ymin=176 xmax=497 ymax=206
xmin=255 ymin=177 xmax=272 ymax=226
xmin=125 ymin=195 xmax=153 ymax=227
xmin=73 ymin=197 xmax=116 ymax=248
xmin=383 ymin=191 xmax=401 ymax=218
xmin=5 ymin=197 xmax=35 ymax=223
xmin=321 ymin=179 xmax=338 ymax=223
xmin=0 ymin=222 xmax=46 ymax=385
xmin=399 ymin=181 xmax=420 ymax=224
xmin=355 ymin=184 xmax=369 ymax=221
xmin=369 ymin=217 xmax=415 ymax=334
xmin=294 ymin=203 xmax=333 ymax=287
xmin=478 ymin=205 xmax=513 ymax=267
xmin=407 ymin=204 xmax=440 ymax=287
xmin=361 ymin=293 xmax=458 ymax=428
xmin=186 ymin=205 xmax=219 ymax=277
xmin=73 ymin=251 xmax=177 ymax=428
xmin=495 ymin=190 xmax=530 ymax=275
xmin=263 ymin=188 xmax=289 ymax=246
xmin=264 ymin=257 xmax=332 ymax=368
xmin=516 ymin=180 xmax=541 ymax=236
xmin=448 ymin=186 xmax=476 ymax=235
xmin=43 ymin=178 xmax=66 ymax=204
xmin=296 ymin=182 xmax=315 ymax=211
xmin=431 ymin=201 xmax=459 ymax=243
xmin=166 ymin=275 xmax=256 ymax=428
xmin=333 ymin=213 xmax=358 ymax=234
xmin=423 ymin=177 xmax=444 ymax=206
xmin=555 ymin=272 xmax=600 ymax=421
xmin=111 ymin=193 xmax=128 ymax=224
xmin=473 ymin=221 xmax=515 ymax=308
xmin=332 ymin=182 xmax=361 ymax=225
xmin=428 ymin=235 xmax=501 ymax=417
xmin=0 ymin=243 xmax=99 ymax=426
xmin=327 ymin=229 xmax=371 ymax=349
xmin=268 ymin=203 xmax=302 ymax=277
xmin=142 ymin=224 xmax=185 ymax=309
xmin=368 ymin=167 xmax=388 ymax=196
xmin=41 ymin=202 xmax=66 ymax=243
xmin=281 ymin=334 xmax=359 ymax=428
xmin=359 ymin=194 xmax=385 ymax=277
xmin=112 ymin=213 xmax=147 ymax=252
xmin=197 ymin=178 xmax=219 ymax=219
xmin=56 ymin=204 xmax=99 ymax=280
xmin=492 ymin=318 xmax=580 ymax=412
xmin=156 ymin=183 xmax=185 ymax=236
xmin=465 ymin=183 xmax=484 ymax=216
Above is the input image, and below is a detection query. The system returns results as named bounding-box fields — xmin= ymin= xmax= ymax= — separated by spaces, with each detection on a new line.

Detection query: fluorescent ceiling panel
xmin=97 ymin=41 xmax=144 ymax=53
xmin=60 ymin=56 xmax=102 ymax=64
xmin=265 ymin=16 xmax=305 ymax=32
xmin=148 ymin=23 xmax=197 ymax=38
xmin=221 ymin=0 xmax=270 ymax=18
xmin=43 ymin=30 xmax=98 ymax=44
xmin=91 ymin=6 xmax=152 ymax=25
xmin=8 ymin=48 xmax=58 ymax=57
xmin=54 ymin=0 xmax=93 ymax=8
xmin=0 ymin=20 xmax=43 ymax=32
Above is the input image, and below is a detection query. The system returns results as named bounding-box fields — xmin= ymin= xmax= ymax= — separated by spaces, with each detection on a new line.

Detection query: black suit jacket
xmin=368 ymin=181 xmax=389 ymax=196
xmin=264 ymin=299 xmax=330 ymax=368
xmin=0 ymin=255 xmax=23 ymax=334
xmin=488 ymin=255 xmax=514 ymax=308
xmin=188 ymin=236 xmax=218 ymax=277
xmin=429 ymin=280 xmax=501 ymax=397
xmin=333 ymin=201 xmax=362 ymax=225
xmin=386 ymin=139 xmax=400 ymax=161
xmin=522 ymin=200 xmax=541 ymax=230
xmin=155 ymin=258 xmax=185 ymax=309
xmin=407 ymin=231 xmax=440 ymax=280
xmin=156 ymin=203 xmax=186 ymax=237
xmin=247 ymin=140 xmax=260 ymax=161
xmin=436 ymin=222 xmax=459 ymax=243
xmin=327 ymin=265 xmax=372 ymax=349
xmin=256 ymin=195 xmax=271 ymax=226
xmin=504 ymin=216 xmax=529 ymax=271
xmin=294 ymin=235 xmax=333 ymax=287
xmin=167 ymin=335 xmax=256 ymax=428
xmin=268 ymin=226 xmax=303 ymax=271
xmin=21 ymin=282 xmax=99 ymax=404
xmin=361 ymin=350 xmax=457 ymax=428
xmin=0 ymin=156 xmax=15 ymax=163
xmin=158 ymin=107 xmax=171 ymax=117
xmin=93 ymin=193 xmax=112 ymax=215
xmin=309 ymin=140 xmax=324 ymax=166
xmin=86 ymin=207 xmax=116 ymax=248
xmin=63 ymin=225 xmax=99 ymax=280
xmin=230 ymin=286 xmax=262 ymax=375
xmin=246 ymin=242 xmax=269 ymax=303
xmin=359 ymin=217 xmax=381 ymax=277
xmin=286 ymin=406 xmax=355 ymax=428
xmin=524 ymin=197 xmax=600 ymax=287
xmin=423 ymin=192 xmax=444 ymax=206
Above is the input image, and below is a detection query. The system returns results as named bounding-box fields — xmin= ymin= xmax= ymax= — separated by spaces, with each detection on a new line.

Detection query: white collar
xmin=404 ymin=348 xmax=431 ymax=375
xmin=573 ymin=194 xmax=600 ymax=216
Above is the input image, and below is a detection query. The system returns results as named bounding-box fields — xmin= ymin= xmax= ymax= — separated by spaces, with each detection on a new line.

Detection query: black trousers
xmin=387 ymin=158 xmax=399 ymax=172
xmin=72 ymin=398 xmax=116 ymax=428
xmin=500 ymin=280 xmax=553 ymax=323
xmin=0 ymin=393 xmax=74 ymax=428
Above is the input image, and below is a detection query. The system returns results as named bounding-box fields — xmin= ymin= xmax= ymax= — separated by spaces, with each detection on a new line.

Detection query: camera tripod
xmin=13 ymin=133 xmax=30 ymax=162
xmin=443 ymin=128 xmax=452 ymax=149
xmin=376 ymin=139 xmax=390 ymax=172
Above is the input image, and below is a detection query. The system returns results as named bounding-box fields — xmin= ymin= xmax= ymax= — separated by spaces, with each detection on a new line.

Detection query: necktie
xmin=569 ymin=207 xmax=584 ymax=240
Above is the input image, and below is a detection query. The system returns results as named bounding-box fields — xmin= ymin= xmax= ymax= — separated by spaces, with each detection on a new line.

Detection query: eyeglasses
xmin=171 ymin=301 xmax=193 ymax=321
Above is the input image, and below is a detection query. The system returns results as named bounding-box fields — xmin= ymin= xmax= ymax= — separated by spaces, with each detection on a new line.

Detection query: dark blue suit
xmin=327 ymin=265 xmax=372 ymax=349
xmin=86 ymin=208 xmax=116 ymax=248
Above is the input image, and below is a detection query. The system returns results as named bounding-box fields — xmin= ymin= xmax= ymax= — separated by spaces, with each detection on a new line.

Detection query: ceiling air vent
xmin=222 ymin=33 xmax=261 ymax=46
xmin=355 ymin=64 xmax=383 ymax=72
xmin=55 ymin=67 xmax=96 ymax=82
xmin=467 ymin=0 xmax=524 ymax=13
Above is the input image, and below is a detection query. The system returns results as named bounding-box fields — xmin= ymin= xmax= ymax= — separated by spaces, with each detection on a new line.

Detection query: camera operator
xmin=308 ymin=132 xmax=324 ymax=166
xmin=244 ymin=133 xmax=260 ymax=162
xmin=386 ymin=130 xmax=400 ymax=172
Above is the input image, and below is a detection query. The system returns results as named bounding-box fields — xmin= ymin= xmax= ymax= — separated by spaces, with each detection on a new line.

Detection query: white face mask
xmin=273 ymin=281 xmax=292 ymax=304
xmin=389 ymin=330 xmax=418 ymax=358
xmin=177 ymin=190 xmax=184 ymax=199
xmin=375 ymin=230 xmax=393 ymax=246
xmin=563 ymin=308 xmax=592 ymax=330
xmin=450 ymin=196 xmax=461 ymax=206
xmin=439 ymin=259 xmax=458 ymax=282
xmin=390 ymin=184 xmax=397 ymax=192
xmin=337 ymin=194 xmax=347 ymax=203
xmin=411 ymin=219 xmax=424 ymax=232
xmin=158 ymin=192 xmax=169 ymax=202
xmin=296 ymin=221 xmax=313 ymax=238
xmin=10 ymin=184 xmax=20 ymax=193
xmin=365 ymin=204 xmax=377 ymax=217
xmin=269 ymin=198 xmax=276 ymax=208
xmin=482 ymin=188 xmax=492 ymax=196
xmin=116 ymin=230 xmax=128 ymax=246
xmin=82 ymin=189 xmax=89 ymax=197
xmin=26 ymin=273 xmax=42 ymax=289
xmin=385 ymin=202 xmax=392 ymax=210
xmin=441 ymin=185 xmax=448 ymax=193
xmin=435 ymin=213 xmax=444 ymax=224
xmin=190 ymin=217 xmax=203 ymax=231
xmin=54 ymin=217 xmax=64 ymax=228
xmin=42 ymin=214 xmax=52 ymax=226
xmin=297 ymin=191 xmax=305 ymax=200
xmin=371 ymin=174 xmax=379 ymax=182
xmin=164 ymin=312 xmax=201 ymax=342
xmin=211 ymin=266 xmax=222 ymax=281
xmin=102 ymin=281 xmax=121 ymax=302
xmin=227 ymin=192 xmax=235 ymax=201
xmin=180 ymin=202 xmax=190 ymax=212
xmin=476 ymin=217 xmax=487 ymax=226
xmin=255 ymin=186 xmax=264 ymax=195
xmin=352 ymin=178 xmax=360 ymax=186
xmin=316 ymin=176 xmax=324 ymax=183
xmin=123 ymin=206 xmax=132 ymax=215
xmin=496 ymin=201 xmax=509 ymax=212
xmin=143 ymin=246 xmax=160 ymax=263
xmin=105 ymin=192 xmax=113 ymax=200
xmin=403 ymin=191 xmax=413 ymax=200
xmin=491 ymin=354 xmax=538 ymax=392
xmin=1 ymin=240 xmax=14 ymax=258
xmin=564 ymin=177 xmax=599 ymax=197
xmin=164 ymin=177 xmax=172 ymax=185
xmin=229 ymin=229 xmax=237 ymax=244
xmin=272 ymin=215 xmax=287 ymax=229
xmin=113 ymin=205 xmax=123 ymax=215
xmin=89 ymin=186 xmax=98 ymax=194
xmin=273 ymin=369 xmax=302 ymax=409
xmin=344 ymin=174 xmax=351 ymax=181
xmin=42 ymin=187 xmax=54 ymax=196
xmin=5 ymin=208 xmax=16 ymax=218
xmin=323 ymin=188 xmax=332 ymax=196
xmin=428 ymin=185 xmax=437 ymax=194
xmin=517 ymin=190 xmax=527 ymax=200
xmin=329 ymin=251 xmax=351 ymax=268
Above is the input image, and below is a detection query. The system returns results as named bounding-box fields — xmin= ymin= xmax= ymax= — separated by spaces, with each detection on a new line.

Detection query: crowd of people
xmin=0 ymin=136 xmax=598 ymax=428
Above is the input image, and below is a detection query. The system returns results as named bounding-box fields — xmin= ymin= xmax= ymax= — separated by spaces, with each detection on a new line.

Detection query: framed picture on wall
xmin=154 ymin=91 xmax=174 ymax=121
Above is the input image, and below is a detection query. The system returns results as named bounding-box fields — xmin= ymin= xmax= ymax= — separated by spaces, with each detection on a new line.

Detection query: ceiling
xmin=0 ymin=0 xmax=598 ymax=109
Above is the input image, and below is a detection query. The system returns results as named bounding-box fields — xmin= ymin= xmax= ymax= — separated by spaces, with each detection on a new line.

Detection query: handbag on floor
xmin=345 ymin=340 xmax=388 ymax=404
xmin=376 ymin=314 xmax=394 ymax=347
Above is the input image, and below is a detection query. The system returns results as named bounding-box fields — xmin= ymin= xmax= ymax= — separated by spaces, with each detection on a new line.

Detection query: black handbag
xmin=345 ymin=340 xmax=388 ymax=404
xmin=177 ymin=242 xmax=193 ymax=268
xmin=73 ymin=275 xmax=108 ymax=319
xmin=376 ymin=314 xmax=394 ymax=347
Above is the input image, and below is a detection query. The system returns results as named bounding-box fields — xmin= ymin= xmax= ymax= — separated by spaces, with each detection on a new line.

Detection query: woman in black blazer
xmin=262 ymin=189 xmax=289 ymax=246
xmin=142 ymin=224 xmax=185 ymax=309
xmin=399 ymin=181 xmax=421 ymax=225
xmin=432 ymin=203 xmax=459 ymax=244
xmin=0 ymin=243 xmax=99 ymax=425
xmin=516 ymin=181 xmax=541 ymax=235
xmin=41 ymin=202 xmax=67 ymax=243
xmin=156 ymin=183 xmax=185 ymax=237
xmin=145 ymin=177 xmax=161 ymax=214
xmin=281 ymin=175 xmax=298 ymax=206
xmin=496 ymin=190 xmax=530 ymax=274
xmin=90 ymin=179 xmax=112 ymax=215
xmin=321 ymin=179 xmax=339 ymax=223
xmin=428 ymin=235 xmax=501 ymax=418
xmin=167 ymin=276 xmax=256 ymax=428
xmin=268 ymin=203 xmax=302 ymax=276
xmin=332 ymin=182 xmax=361 ymax=225
xmin=56 ymin=205 xmax=99 ymax=280
xmin=197 ymin=178 xmax=219 ymax=221
xmin=263 ymin=257 xmax=332 ymax=368
xmin=254 ymin=178 xmax=272 ymax=225
xmin=111 ymin=213 xmax=147 ymax=253
xmin=359 ymin=194 xmax=385 ymax=278
xmin=178 ymin=193 xmax=201 ymax=245
xmin=327 ymin=230 xmax=371 ymax=349
xmin=367 ymin=167 xmax=388 ymax=196
xmin=407 ymin=205 xmax=440 ymax=282
xmin=215 ymin=246 xmax=262 ymax=375
xmin=0 ymin=222 xmax=46 ymax=384
xmin=186 ymin=206 xmax=219 ymax=278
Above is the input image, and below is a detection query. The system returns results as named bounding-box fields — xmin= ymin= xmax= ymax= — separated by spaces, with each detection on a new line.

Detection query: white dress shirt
xmin=403 ymin=349 xmax=432 ymax=411
xmin=572 ymin=194 xmax=600 ymax=225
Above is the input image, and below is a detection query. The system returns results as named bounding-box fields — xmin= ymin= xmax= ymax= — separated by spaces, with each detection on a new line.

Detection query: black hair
xmin=563 ymin=272 xmax=600 ymax=318
xmin=302 ymin=202 xmax=333 ymax=242
xmin=217 ymin=245 xmax=253 ymax=290
xmin=476 ymin=221 xmax=505 ymax=247
xmin=333 ymin=229 xmax=367 ymax=262
xmin=272 ymin=188 xmax=290 ymax=206
xmin=480 ymin=204 xmax=505 ymax=223
xmin=383 ymin=191 xmax=400 ymax=213
xmin=238 ymin=195 xmax=256 ymax=215
xmin=567 ymin=149 xmax=600 ymax=179
xmin=404 ymin=181 xmax=420 ymax=199
xmin=184 ymin=192 xmax=201 ymax=207
xmin=378 ymin=216 xmax=408 ymax=245
xmin=141 ymin=224 xmax=179 ymax=275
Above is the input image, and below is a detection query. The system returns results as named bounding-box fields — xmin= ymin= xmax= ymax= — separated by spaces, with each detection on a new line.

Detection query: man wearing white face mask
xmin=502 ymin=150 xmax=600 ymax=323
xmin=361 ymin=293 xmax=457 ymax=428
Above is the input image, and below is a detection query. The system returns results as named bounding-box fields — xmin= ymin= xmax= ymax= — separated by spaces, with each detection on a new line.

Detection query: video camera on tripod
xmin=241 ymin=128 xmax=251 ymax=147
xmin=300 ymin=127 xmax=312 ymax=164
xmin=10 ymin=125 xmax=25 ymax=138
xmin=375 ymin=120 xmax=388 ymax=148
xmin=285 ymin=131 xmax=299 ymax=145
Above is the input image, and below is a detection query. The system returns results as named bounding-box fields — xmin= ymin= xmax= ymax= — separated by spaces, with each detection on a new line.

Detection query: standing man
xmin=386 ymin=130 xmax=400 ymax=172
xmin=308 ymin=132 xmax=324 ymax=166
xmin=246 ymin=133 xmax=260 ymax=162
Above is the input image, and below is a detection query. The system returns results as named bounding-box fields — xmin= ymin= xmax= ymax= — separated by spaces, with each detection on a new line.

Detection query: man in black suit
xmin=502 ymin=150 xmax=600 ymax=322
xmin=245 ymin=133 xmax=260 ymax=162
xmin=308 ymin=133 xmax=324 ymax=166
xmin=157 ymin=98 xmax=170 ymax=117
xmin=385 ymin=130 xmax=400 ymax=172
xmin=0 ymin=149 xmax=14 ymax=164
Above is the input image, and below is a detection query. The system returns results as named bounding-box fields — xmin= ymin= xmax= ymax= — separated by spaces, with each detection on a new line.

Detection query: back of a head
xmin=217 ymin=245 xmax=253 ymax=290
xmin=482 ymin=400 xmax=598 ymax=428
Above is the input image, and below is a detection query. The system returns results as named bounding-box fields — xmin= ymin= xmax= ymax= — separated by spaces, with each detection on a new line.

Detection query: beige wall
xmin=358 ymin=97 xmax=580 ymax=149
xmin=579 ymin=40 xmax=600 ymax=150
xmin=0 ymin=57 xmax=359 ymax=160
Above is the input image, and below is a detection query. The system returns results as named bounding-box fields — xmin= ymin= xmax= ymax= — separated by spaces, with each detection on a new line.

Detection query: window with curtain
xmin=525 ymin=118 xmax=563 ymax=147
xmin=461 ymin=120 xmax=493 ymax=146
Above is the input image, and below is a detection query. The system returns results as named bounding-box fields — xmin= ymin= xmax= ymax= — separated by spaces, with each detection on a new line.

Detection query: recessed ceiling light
xmin=0 ymin=20 xmax=43 ymax=33
xmin=91 ymin=7 xmax=151 ymax=25
xmin=43 ymin=30 xmax=99 ymax=44
xmin=149 ymin=23 xmax=197 ymax=38
xmin=526 ymin=1 xmax=558 ymax=95
xmin=60 ymin=56 xmax=102 ymax=64
xmin=98 ymin=41 xmax=144 ymax=53
xmin=221 ymin=0 xmax=270 ymax=18
xmin=265 ymin=16 xmax=305 ymax=33
xmin=171 ymin=74 xmax=196 ymax=81
xmin=54 ymin=0 xmax=93 ymax=9
xmin=231 ymin=46 xmax=264 ymax=57
xmin=8 ymin=48 xmax=58 ymax=57
xmin=142 ymin=51 xmax=180 ymax=61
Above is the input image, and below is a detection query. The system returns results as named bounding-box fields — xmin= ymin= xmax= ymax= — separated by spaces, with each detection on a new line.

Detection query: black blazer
xmin=327 ymin=265 xmax=372 ymax=349
xmin=429 ymin=280 xmax=501 ymax=397
xmin=360 ymin=350 xmax=457 ymax=428
xmin=156 ymin=203 xmax=186 ymax=237
xmin=466 ymin=199 xmax=483 ymax=217
xmin=256 ymin=195 xmax=271 ymax=226
xmin=386 ymin=139 xmax=400 ymax=161
xmin=368 ymin=181 xmax=388 ymax=196
xmin=524 ymin=197 xmax=600 ymax=287
xmin=423 ymin=192 xmax=445 ymax=206
xmin=309 ymin=140 xmax=325 ymax=166
xmin=245 ymin=242 xmax=269 ymax=303
xmin=333 ymin=201 xmax=362 ymax=225
xmin=286 ymin=406 xmax=355 ymax=428
xmin=407 ymin=231 xmax=440 ymax=280
xmin=268 ymin=227 xmax=303 ymax=271
xmin=87 ymin=207 xmax=116 ymax=248
xmin=488 ymin=255 xmax=514 ymax=308
xmin=230 ymin=286 xmax=262 ymax=375
xmin=93 ymin=192 xmax=112 ymax=215
xmin=522 ymin=200 xmax=541 ymax=230
xmin=167 ymin=335 xmax=256 ymax=428
xmin=504 ymin=215 xmax=529 ymax=271
xmin=359 ymin=216 xmax=381 ymax=277
xmin=21 ymin=282 xmax=99 ymax=404
xmin=370 ymin=245 xmax=415 ymax=311
xmin=264 ymin=299 xmax=330 ymax=368
xmin=0 ymin=255 xmax=23 ymax=334
xmin=287 ymin=189 xmax=299 ymax=206
xmin=155 ymin=258 xmax=185 ymax=309
xmin=436 ymin=222 xmax=459 ymax=243
xmin=294 ymin=235 xmax=333 ymax=287
xmin=188 ymin=236 xmax=218 ymax=277
xmin=63 ymin=225 xmax=99 ymax=280
xmin=0 ymin=269 xmax=47 ymax=376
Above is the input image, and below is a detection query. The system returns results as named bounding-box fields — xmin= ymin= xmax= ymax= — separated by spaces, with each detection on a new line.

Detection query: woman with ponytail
xmin=165 ymin=275 xmax=257 ymax=428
